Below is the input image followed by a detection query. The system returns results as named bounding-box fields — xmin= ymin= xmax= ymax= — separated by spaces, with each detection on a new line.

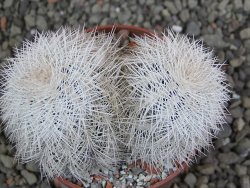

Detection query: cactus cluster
xmin=0 ymin=28 xmax=229 ymax=182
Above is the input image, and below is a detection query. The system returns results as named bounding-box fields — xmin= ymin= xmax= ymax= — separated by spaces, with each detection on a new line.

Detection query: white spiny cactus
xmin=121 ymin=31 xmax=230 ymax=171
xmin=0 ymin=26 xmax=230 ymax=182
xmin=0 ymin=28 xmax=121 ymax=180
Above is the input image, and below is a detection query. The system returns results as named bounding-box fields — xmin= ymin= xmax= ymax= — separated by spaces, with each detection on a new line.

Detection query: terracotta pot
xmin=85 ymin=24 xmax=154 ymax=37
xmin=58 ymin=25 xmax=188 ymax=188
xmin=58 ymin=162 xmax=188 ymax=188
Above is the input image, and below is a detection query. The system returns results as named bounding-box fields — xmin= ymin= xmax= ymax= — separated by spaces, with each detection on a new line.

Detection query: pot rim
xmin=85 ymin=24 xmax=154 ymax=37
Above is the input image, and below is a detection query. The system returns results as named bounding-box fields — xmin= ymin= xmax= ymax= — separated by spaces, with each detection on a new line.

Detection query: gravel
xmin=235 ymin=164 xmax=247 ymax=176
xmin=184 ymin=173 xmax=197 ymax=188
xmin=36 ymin=15 xmax=48 ymax=30
xmin=24 ymin=13 xmax=36 ymax=28
xmin=235 ymin=138 xmax=250 ymax=157
xmin=240 ymin=175 xmax=250 ymax=188
xmin=230 ymin=58 xmax=244 ymax=68
xmin=230 ymin=106 xmax=244 ymax=118
xmin=242 ymin=96 xmax=250 ymax=108
xmin=233 ymin=118 xmax=245 ymax=132
xmin=217 ymin=123 xmax=232 ymax=139
xmin=186 ymin=21 xmax=200 ymax=36
xmin=196 ymin=176 xmax=208 ymax=186
xmin=3 ymin=0 xmax=14 ymax=8
xmin=164 ymin=1 xmax=178 ymax=14
xmin=197 ymin=164 xmax=215 ymax=175
xmin=188 ymin=0 xmax=198 ymax=8
xmin=0 ymin=155 xmax=16 ymax=168
xmin=10 ymin=25 xmax=22 ymax=36
xmin=202 ymin=34 xmax=228 ymax=49
xmin=172 ymin=25 xmax=183 ymax=33
xmin=25 ymin=162 xmax=40 ymax=173
xmin=244 ymin=0 xmax=250 ymax=11
xmin=218 ymin=152 xmax=240 ymax=164
xmin=240 ymin=28 xmax=250 ymax=39
xmin=179 ymin=9 xmax=190 ymax=22
xmin=0 ymin=0 xmax=249 ymax=188
xmin=21 ymin=169 xmax=37 ymax=185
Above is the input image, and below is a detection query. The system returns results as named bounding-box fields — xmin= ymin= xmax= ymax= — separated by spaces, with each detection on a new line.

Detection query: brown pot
xmin=85 ymin=24 xmax=154 ymax=37
xmin=58 ymin=25 xmax=188 ymax=188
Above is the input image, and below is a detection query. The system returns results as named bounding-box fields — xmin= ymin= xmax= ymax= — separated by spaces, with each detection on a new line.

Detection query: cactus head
xmin=122 ymin=31 xmax=230 ymax=171
xmin=0 ymin=28 xmax=120 ymax=180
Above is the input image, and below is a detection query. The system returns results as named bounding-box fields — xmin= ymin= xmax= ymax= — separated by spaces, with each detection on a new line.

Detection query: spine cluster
xmin=0 ymin=28 xmax=229 ymax=182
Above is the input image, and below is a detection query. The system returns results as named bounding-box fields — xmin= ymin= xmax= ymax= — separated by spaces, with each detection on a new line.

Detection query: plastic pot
xmin=58 ymin=25 xmax=188 ymax=188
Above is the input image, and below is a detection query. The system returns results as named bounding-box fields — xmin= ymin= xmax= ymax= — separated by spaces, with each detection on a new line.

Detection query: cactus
xmin=0 ymin=28 xmax=121 ymax=180
xmin=121 ymin=31 xmax=230 ymax=171
xmin=0 ymin=27 xmax=230 ymax=183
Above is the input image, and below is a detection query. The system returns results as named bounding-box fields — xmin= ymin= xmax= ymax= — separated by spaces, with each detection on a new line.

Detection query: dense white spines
xmin=0 ymin=28 xmax=121 ymax=180
xmin=0 ymin=27 xmax=230 ymax=181
xmin=121 ymin=31 xmax=230 ymax=171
